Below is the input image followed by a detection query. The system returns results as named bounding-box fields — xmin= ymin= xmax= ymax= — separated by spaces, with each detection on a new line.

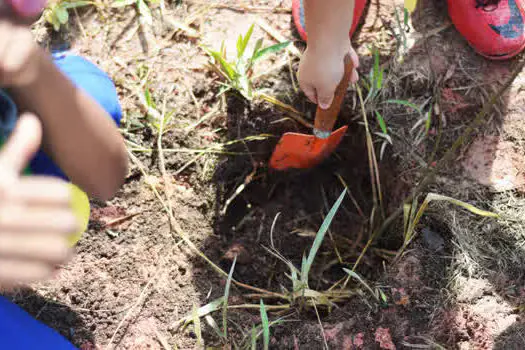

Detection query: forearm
xmin=304 ymin=0 xmax=355 ymax=51
xmin=9 ymin=50 xmax=128 ymax=200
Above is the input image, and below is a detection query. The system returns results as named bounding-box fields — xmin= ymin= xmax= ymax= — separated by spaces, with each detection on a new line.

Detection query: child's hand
xmin=0 ymin=113 xmax=77 ymax=286
xmin=0 ymin=19 xmax=39 ymax=87
xmin=298 ymin=40 xmax=359 ymax=109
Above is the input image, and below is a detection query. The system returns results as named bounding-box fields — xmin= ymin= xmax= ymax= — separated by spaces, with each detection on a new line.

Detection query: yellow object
xmin=405 ymin=0 xmax=417 ymax=13
xmin=69 ymin=183 xmax=90 ymax=246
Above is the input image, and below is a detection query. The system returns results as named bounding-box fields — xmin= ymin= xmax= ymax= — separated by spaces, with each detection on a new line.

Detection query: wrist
xmin=307 ymin=35 xmax=352 ymax=56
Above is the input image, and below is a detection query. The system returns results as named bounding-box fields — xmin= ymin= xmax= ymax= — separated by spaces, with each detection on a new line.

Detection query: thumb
xmin=0 ymin=113 xmax=42 ymax=175
xmin=317 ymin=89 xmax=334 ymax=110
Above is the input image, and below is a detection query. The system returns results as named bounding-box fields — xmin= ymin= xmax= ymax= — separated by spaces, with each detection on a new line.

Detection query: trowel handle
xmin=314 ymin=54 xmax=354 ymax=136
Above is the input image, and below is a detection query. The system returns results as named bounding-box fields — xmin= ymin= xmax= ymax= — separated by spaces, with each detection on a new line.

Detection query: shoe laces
xmin=475 ymin=0 xmax=500 ymax=9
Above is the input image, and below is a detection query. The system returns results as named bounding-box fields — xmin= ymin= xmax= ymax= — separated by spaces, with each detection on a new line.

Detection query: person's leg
xmin=447 ymin=0 xmax=525 ymax=59
xmin=0 ymin=296 xmax=76 ymax=349
xmin=292 ymin=0 xmax=368 ymax=41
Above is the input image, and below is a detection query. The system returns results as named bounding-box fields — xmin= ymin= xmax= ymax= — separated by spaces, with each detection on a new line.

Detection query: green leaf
xmin=207 ymin=50 xmax=236 ymax=81
xmin=62 ymin=0 xmax=92 ymax=9
xmin=252 ymin=41 xmax=291 ymax=62
xmin=144 ymin=88 xmax=155 ymax=108
xmin=238 ymin=24 xmax=255 ymax=59
xmin=236 ymin=34 xmax=244 ymax=59
xmin=302 ymin=190 xmax=346 ymax=284
xmin=56 ymin=6 xmax=69 ymax=24
xmin=251 ymin=38 xmax=264 ymax=61
xmin=222 ymin=255 xmax=236 ymax=338
xmin=385 ymin=99 xmax=421 ymax=112
xmin=374 ymin=111 xmax=388 ymax=135
xmin=260 ymin=300 xmax=270 ymax=350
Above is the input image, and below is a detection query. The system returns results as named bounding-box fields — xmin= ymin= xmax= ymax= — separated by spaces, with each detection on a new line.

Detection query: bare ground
xmin=9 ymin=0 xmax=525 ymax=349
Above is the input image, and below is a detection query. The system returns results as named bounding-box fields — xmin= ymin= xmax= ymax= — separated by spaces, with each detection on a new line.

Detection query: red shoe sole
xmin=476 ymin=38 xmax=525 ymax=60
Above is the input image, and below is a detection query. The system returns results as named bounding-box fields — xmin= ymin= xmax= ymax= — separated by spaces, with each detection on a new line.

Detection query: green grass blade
xmin=377 ymin=68 xmax=384 ymax=91
xmin=251 ymin=38 xmax=264 ymax=63
xmin=192 ymin=304 xmax=202 ymax=347
xmin=144 ymin=88 xmax=155 ymax=108
xmin=236 ymin=34 xmax=243 ymax=58
xmin=374 ymin=111 xmax=388 ymax=134
xmin=302 ymin=189 xmax=346 ymax=284
xmin=260 ymin=300 xmax=270 ymax=350
xmin=291 ymin=267 xmax=299 ymax=291
xmin=252 ymin=41 xmax=291 ymax=62
xmin=223 ymin=256 xmax=237 ymax=338
xmin=251 ymin=326 xmax=257 ymax=350
xmin=425 ymin=110 xmax=432 ymax=133
xmin=343 ymin=268 xmax=379 ymax=301
xmin=300 ymin=253 xmax=308 ymax=285
xmin=238 ymin=24 xmax=255 ymax=59
xmin=385 ymin=99 xmax=421 ymax=113
xmin=379 ymin=289 xmax=388 ymax=304
xmin=208 ymin=50 xmax=236 ymax=81
xmin=179 ymin=297 xmax=224 ymax=324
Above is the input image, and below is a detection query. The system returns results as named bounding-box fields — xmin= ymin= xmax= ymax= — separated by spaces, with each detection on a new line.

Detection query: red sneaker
xmin=292 ymin=0 xmax=368 ymax=42
xmin=448 ymin=0 xmax=525 ymax=59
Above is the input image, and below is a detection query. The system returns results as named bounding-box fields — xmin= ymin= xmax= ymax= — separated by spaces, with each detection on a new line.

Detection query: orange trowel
xmin=269 ymin=55 xmax=354 ymax=170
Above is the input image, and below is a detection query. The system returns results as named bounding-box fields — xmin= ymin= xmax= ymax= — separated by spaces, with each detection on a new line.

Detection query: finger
xmin=351 ymin=68 xmax=359 ymax=84
xmin=301 ymin=85 xmax=318 ymax=104
xmin=0 ymin=113 xmax=42 ymax=174
xmin=0 ymin=259 xmax=54 ymax=285
xmin=0 ymin=233 xmax=70 ymax=263
xmin=5 ymin=177 xmax=71 ymax=205
xmin=0 ymin=205 xmax=79 ymax=233
xmin=317 ymin=89 xmax=334 ymax=110
xmin=349 ymin=48 xmax=360 ymax=68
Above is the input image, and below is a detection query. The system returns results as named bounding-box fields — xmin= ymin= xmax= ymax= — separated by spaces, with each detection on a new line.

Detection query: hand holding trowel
xmin=269 ymin=54 xmax=354 ymax=170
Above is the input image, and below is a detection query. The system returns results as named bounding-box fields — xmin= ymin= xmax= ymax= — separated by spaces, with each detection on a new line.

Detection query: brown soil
xmin=7 ymin=0 xmax=525 ymax=349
